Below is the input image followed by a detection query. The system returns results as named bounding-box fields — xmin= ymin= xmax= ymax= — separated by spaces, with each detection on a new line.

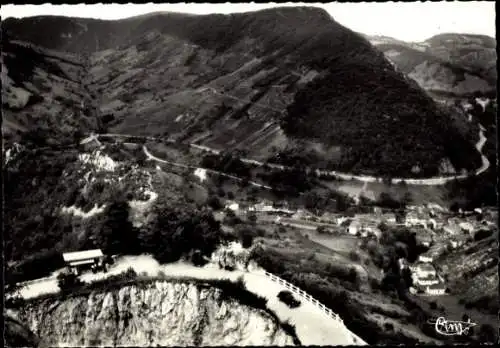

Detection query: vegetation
xmin=57 ymin=272 xmax=84 ymax=293
xmin=249 ymin=245 xmax=420 ymax=344
xmin=277 ymin=290 xmax=301 ymax=308
xmin=201 ymin=152 xmax=251 ymax=179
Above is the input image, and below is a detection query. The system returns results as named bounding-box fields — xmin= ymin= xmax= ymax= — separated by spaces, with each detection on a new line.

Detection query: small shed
xmin=63 ymin=249 xmax=105 ymax=274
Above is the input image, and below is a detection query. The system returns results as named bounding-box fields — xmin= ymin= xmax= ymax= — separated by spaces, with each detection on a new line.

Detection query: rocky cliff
xmin=14 ymin=280 xmax=296 ymax=346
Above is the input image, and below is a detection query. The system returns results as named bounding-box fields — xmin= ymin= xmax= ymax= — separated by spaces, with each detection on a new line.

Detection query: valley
xmin=2 ymin=4 xmax=497 ymax=347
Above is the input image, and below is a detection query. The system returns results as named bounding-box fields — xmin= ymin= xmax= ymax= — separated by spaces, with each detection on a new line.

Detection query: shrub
xmin=277 ymin=290 xmax=301 ymax=308
xmin=207 ymin=195 xmax=223 ymax=210
xmin=57 ymin=272 xmax=84 ymax=292
xmin=429 ymin=301 xmax=437 ymax=310
xmin=281 ymin=321 xmax=301 ymax=345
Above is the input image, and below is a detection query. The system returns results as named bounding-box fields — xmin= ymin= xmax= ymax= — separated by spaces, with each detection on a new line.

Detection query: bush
xmin=277 ymin=290 xmax=301 ymax=308
xmin=207 ymin=195 xmax=223 ymax=210
xmin=57 ymin=272 xmax=84 ymax=292
xmin=429 ymin=301 xmax=437 ymax=310
xmin=281 ymin=321 xmax=301 ymax=345
xmin=384 ymin=322 xmax=394 ymax=331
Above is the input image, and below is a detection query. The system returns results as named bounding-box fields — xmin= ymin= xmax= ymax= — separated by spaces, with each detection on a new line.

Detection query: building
xmin=411 ymin=262 xmax=437 ymax=277
xmin=348 ymin=221 xmax=361 ymax=235
xmin=459 ymin=222 xmax=474 ymax=234
xmin=425 ymin=282 xmax=447 ymax=295
xmin=62 ymin=249 xmax=105 ymax=275
xmin=225 ymin=202 xmax=240 ymax=211
xmin=414 ymin=274 xmax=439 ymax=286
xmin=418 ymin=254 xmax=434 ymax=263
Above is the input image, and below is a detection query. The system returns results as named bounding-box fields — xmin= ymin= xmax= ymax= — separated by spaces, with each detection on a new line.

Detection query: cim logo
xmin=427 ymin=317 xmax=477 ymax=336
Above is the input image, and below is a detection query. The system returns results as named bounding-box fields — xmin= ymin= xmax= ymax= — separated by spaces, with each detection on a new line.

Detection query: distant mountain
xmin=2 ymin=7 xmax=482 ymax=177
xmin=365 ymin=33 xmax=496 ymax=99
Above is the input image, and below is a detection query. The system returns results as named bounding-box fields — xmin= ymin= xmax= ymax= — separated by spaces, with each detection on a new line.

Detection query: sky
xmin=0 ymin=2 xmax=496 ymax=42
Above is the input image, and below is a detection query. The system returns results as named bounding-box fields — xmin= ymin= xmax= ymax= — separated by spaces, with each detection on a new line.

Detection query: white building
xmin=348 ymin=221 xmax=361 ymax=235
xmin=414 ymin=275 xmax=439 ymax=286
xmin=62 ymin=249 xmax=105 ymax=275
xmin=418 ymin=254 xmax=434 ymax=263
xmin=413 ymin=263 xmax=437 ymax=277
xmin=225 ymin=202 xmax=239 ymax=211
xmin=426 ymin=283 xmax=446 ymax=295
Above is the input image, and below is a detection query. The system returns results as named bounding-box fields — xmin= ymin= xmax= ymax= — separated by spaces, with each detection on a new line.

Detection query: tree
xmin=207 ymin=196 xmax=223 ymax=210
xmin=57 ymin=272 xmax=83 ymax=292
xmin=237 ymin=227 xmax=255 ymax=248
xmin=97 ymin=198 xmax=137 ymax=255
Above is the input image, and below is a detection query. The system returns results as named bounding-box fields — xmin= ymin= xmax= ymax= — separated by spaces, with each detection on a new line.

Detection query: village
xmin=222 ymin=198 xmax=497 ymax=297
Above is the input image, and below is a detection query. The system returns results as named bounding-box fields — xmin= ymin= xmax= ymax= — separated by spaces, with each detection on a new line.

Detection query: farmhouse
xmin=418 ymin=254 xmax=434 ymax=263
xmin=62 ymin=249 xmax=105 ymax=275
xmin=425 ymin=282 xmax=447 ymax=295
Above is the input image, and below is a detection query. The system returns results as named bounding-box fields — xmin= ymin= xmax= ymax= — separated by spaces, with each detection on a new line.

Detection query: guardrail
xmin=262 ymin=271 xmax=343 ymax=323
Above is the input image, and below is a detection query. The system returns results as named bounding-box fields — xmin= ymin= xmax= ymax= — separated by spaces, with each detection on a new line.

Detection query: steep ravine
xmin=14 ymin=281 xmax=296 ymax=346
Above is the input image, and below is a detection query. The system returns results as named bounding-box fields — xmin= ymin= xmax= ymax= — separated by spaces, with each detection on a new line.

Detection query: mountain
xmin=1 ymin=7 xmax=482 ymax=178
xmin=366 ymin=33 xmax=496 ymax=99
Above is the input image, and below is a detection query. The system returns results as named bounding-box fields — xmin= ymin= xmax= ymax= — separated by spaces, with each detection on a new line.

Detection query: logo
xmin=427 ymin=317 xmax=477 ymax=336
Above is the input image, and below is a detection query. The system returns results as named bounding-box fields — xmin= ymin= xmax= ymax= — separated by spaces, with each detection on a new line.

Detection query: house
xmin=225 ymin=202 xmax=239 ymax=211
xmin=419 ymin=254 xmax=434 ymax=263
xmin=413 ymin=262 xmax=437 ymax=278
xmin=425 ymin=282 xmax=447 ymax=295
xmin=62 ymin=249 xmax=105 ymax=275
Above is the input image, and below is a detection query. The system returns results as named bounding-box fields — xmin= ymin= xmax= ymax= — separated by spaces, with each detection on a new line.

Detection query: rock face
xmin=15 ymin=281 xmax=295 ymax=347
xmin=2 ymin=7 xmax=483 ymax=177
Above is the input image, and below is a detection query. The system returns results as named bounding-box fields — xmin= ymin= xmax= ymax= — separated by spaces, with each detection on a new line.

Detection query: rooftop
xmin=416 ymin=263 xmax=435 ymax=272
xmin=63 ymin=249 xmax=103 ymax=262
xmin=427 ymin=282 xmax=446 ymax=290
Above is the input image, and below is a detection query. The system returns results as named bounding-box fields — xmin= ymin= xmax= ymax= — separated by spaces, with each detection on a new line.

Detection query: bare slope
xmin=367 ymin=34 xmax=496 ymax=98
xmin=2 ymin=7 xmax=481 ymax=177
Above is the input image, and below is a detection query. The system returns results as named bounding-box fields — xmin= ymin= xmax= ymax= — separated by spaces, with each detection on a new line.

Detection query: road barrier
xmin=263 ymin=271 xmax=343 ymax=323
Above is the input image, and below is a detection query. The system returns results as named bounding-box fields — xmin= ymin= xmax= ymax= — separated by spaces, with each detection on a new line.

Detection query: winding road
xmin=81 ymin=116 xmax=489 ymax=187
